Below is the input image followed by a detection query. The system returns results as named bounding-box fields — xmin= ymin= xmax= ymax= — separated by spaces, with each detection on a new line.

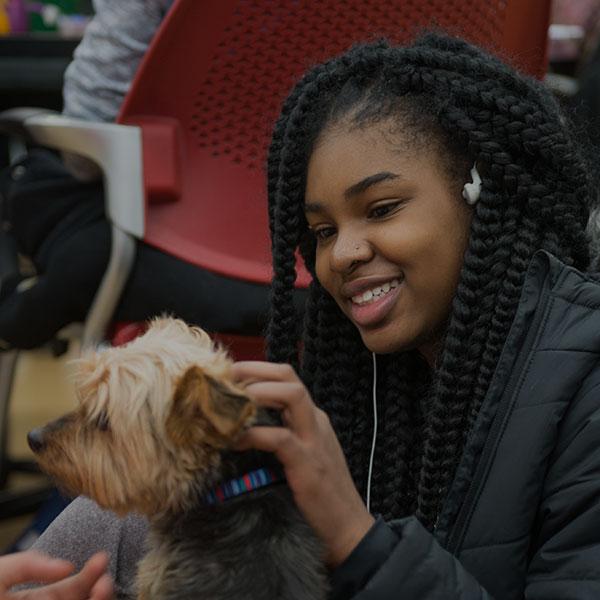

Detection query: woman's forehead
xmin=305 ymin=122 xmax=447 ymax=198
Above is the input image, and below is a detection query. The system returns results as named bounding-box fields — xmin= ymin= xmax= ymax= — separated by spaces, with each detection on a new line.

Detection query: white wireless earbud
xmin=462 ymin=164 xmax=482 ymax=206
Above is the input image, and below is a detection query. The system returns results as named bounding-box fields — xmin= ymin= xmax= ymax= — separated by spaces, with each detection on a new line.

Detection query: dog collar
xmin=203 ymin=466 xmax=285 ymax=505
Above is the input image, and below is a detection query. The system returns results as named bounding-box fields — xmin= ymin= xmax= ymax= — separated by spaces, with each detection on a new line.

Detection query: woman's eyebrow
xmin=304 ymin=201 xmax=324 ymax=214
xmin=304 ymin=171 xmax=401 ymax=214
xmin=344 ymin=171 xmax=400 ymax=199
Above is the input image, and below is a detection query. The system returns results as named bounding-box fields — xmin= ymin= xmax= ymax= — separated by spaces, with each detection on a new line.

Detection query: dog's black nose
xmin=27 ymin=428 xmax=45 ymax=453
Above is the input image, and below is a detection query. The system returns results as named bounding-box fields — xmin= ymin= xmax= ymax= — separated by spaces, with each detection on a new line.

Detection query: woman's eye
xmin=312 ymin=226 xmax=336 ymax=242
xmin=368 ymin=201 xmax=402 ymax=219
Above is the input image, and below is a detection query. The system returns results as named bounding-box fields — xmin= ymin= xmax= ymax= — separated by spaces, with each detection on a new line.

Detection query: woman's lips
xmin=348 ymin=283 xmax=401 ymax=328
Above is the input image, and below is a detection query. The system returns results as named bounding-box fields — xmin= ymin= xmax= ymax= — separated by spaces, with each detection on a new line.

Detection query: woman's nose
xmin=330 ymin=234 xmax=372 ymax=272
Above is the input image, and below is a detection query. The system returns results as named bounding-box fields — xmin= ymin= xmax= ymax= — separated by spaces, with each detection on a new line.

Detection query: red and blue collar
xmin=204 ymin=466 xmax=285 ymax=505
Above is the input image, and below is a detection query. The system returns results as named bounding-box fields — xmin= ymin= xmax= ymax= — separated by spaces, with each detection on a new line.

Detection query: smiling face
xmin=304 ymin=119 xmax=473 ymax=359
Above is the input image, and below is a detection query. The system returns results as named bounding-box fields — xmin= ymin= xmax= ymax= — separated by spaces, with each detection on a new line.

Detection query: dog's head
xmin=28 ymin=318 xmax=256 ymax=517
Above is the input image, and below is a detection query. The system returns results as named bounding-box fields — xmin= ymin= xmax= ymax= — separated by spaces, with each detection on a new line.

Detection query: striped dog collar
xmin=203 ymin=467 xmax=285 ymax=505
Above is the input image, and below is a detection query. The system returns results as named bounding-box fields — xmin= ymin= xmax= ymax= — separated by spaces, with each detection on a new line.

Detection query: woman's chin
xmin=359 ymin=323 xmax=434 ymax=358
xmin=360 ymin=329 xmax=411 ymax=355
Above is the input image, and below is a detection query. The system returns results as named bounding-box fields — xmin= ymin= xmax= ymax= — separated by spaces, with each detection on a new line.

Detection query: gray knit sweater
xmin=32 ymin=497 xmax=148 ymax=599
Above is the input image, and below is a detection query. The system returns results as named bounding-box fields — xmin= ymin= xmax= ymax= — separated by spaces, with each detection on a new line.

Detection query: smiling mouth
xmin=351 ymin=278 xmax=402 ymax=305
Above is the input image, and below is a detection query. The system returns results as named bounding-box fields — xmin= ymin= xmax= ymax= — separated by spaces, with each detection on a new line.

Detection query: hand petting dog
xmin=232 ymin=361 xmax=375 ymax=568
xmin=0 ymin=551 xmax=113 ymax=600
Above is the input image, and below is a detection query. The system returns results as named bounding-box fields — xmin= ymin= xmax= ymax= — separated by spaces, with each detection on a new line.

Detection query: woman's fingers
xmin=231 ymin=361 xmax=297 ymax=385
xmin=0 ymin=552 xmax=73 ymax=592
xmin=89 ymin=573 xmax=114 ymax=600
xmin=27 ymin=552 xmax=112 ymax=600
xmin=0 ymin=552 xmax=111 ymax=600
xmin=232 ymin=362 xmax=318 ymax=435
xmin=236 ymin=425 xmax=302 ymax=464
xmin=62 ymin=552 xmax=111 ymax=599
xmin=243 ymin=381 xmax=317 ymax=433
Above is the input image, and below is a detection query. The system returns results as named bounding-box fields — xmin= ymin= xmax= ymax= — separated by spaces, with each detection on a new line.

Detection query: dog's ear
xmin=167 ymin=365 xmax=256 ymax=448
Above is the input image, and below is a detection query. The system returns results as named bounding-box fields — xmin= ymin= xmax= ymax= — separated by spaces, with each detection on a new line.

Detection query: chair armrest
xmin=0 ymin=109 xmax=145 ymax=239
xmin=0 ymin=108 xmax=144 ymax=348
xmin=0 ymin=108 xmax=60 ymax=141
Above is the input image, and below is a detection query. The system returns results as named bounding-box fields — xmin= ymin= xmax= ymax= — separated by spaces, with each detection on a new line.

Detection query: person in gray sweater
xmin=64 ymin=0 xmax=173 ymax=122
xmin=62 ymin=0 xmax=173 ymax=180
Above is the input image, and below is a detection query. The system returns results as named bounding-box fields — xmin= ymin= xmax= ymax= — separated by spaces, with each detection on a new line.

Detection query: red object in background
xmin=111 ymin=322 xmax=264 ymax=361
xmin=110 ymin=322 xmax=148 ymax=347
xmin=118 ymin=0 xmax=551 ymax=287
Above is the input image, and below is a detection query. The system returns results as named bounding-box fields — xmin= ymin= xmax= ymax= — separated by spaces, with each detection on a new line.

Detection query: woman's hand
xmin=0 ymin=551 xmax=113 ymax=600
xmin=231 ymin=361 xmax=375 ymax=567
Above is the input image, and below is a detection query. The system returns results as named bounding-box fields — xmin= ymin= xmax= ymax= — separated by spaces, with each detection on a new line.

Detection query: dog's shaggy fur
xmin=28 ymin=318 xmax=328 ymax=599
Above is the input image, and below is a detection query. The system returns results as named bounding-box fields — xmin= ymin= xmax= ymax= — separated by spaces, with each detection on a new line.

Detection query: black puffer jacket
xmin=331 ymin=251 xmax=600 ymax=599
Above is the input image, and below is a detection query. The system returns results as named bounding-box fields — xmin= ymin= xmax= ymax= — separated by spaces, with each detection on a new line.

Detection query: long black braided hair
xmin=266 ymin=32 xmax=595 ymax=532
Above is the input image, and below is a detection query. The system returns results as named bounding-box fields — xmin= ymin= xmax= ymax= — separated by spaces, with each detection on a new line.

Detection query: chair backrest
xmin=118 ymin=0 xmax=551 ymax=288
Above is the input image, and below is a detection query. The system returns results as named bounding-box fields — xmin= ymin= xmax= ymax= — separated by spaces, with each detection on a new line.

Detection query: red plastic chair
xmin=117 ymin=0 xmax=551 ymax=279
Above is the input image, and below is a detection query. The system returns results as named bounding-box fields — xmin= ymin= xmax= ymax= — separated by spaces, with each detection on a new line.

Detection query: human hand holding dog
xmin=232 ymin=361 xmax=375 ymax=568
xmin=0 ymin=551 xmax=113 ymax=600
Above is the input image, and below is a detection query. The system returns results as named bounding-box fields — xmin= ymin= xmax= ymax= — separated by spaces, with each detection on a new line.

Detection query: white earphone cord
xmin=366 ymin=352 xmax=378 ymax=513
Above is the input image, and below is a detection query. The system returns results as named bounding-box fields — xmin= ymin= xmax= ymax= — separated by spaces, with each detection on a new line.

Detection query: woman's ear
xmin=167 ymin=365 xmax=257 ymax=448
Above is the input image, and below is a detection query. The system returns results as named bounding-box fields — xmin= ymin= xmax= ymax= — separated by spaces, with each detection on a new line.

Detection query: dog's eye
xmin=96 ymin=411 xmax=110 ymax=432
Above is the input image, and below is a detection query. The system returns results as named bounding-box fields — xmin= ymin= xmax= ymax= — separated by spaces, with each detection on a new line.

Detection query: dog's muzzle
xmin=27 ymin=427 xmax=45 ymax=453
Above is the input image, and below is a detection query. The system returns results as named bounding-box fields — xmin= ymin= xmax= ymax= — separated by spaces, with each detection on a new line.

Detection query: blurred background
xmin=0 ymin=2 xmax=93 ymax=156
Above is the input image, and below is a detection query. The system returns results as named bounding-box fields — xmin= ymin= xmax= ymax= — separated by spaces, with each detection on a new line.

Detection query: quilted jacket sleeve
xmin=329 ymin=517 xmax=493 ymax=599
xmin=328 ymin=375 xmax=600 ymax=599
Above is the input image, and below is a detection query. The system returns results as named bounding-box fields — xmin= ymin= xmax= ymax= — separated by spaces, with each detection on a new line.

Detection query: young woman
xmin=232 ymin=32 xmax=600 ymax=598
xmin=29 ymin=32 xmax=600 ymax=599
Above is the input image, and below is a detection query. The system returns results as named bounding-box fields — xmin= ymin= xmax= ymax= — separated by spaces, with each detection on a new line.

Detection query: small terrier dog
xmin=28 ymin=317 xmax=328 ymax=599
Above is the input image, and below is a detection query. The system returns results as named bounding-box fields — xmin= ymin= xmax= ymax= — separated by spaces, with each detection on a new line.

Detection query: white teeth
xmin=352 ymin=278 xmax=401 ymax=305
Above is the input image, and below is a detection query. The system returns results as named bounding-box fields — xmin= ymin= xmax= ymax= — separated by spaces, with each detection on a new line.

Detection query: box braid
xmin=266 ymin=32 xmax=594 ymax=531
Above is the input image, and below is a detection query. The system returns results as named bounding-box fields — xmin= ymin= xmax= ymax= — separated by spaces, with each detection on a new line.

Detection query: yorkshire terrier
xmin=27 ymin=317 xmax=328 ymax=599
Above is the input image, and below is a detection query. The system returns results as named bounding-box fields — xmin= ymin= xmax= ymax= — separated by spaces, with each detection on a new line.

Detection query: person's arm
xmin=62 ymin=0 xmax=173 ymax=123
xmin=61 ymin=0 xmax=173 ymax=180
xmin=232 ymin=361 xmax=494 ymax=599
xmin=330 ymin=376 xmax=600 ymax=599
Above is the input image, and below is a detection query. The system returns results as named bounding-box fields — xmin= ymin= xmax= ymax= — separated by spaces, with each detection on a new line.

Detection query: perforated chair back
xmin=117 ymin=0 xmax=551 ymax=289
